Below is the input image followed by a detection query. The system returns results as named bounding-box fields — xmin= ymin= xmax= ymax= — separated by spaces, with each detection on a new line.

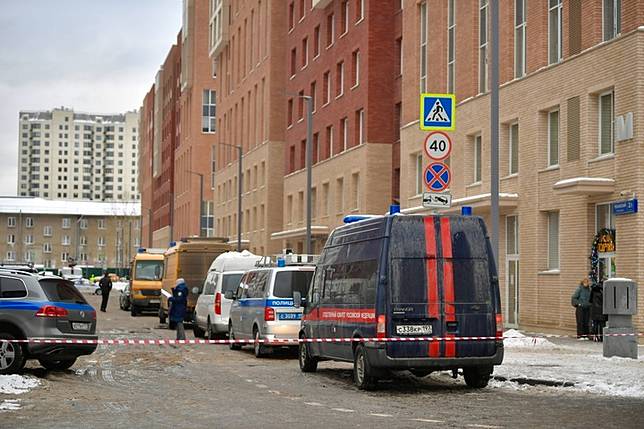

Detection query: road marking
xmin=411 ymin=418 xmax=445 ymax=423
xmin=369 ymin=413 xmax=393 ymax=418
xmin=332 ymin=408 xmax=355 ymax=413
xmin=304 ymin=402 xmax=324 ymax=407
xmin=467 ymin=425 xmax=503 ymax=429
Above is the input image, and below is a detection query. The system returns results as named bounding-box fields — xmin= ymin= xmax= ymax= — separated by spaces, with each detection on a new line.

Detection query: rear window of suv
xmin=39 ymin=279 xmax=87 ymax=304
xmin=273 ymin=270 xmax=314 ymax=298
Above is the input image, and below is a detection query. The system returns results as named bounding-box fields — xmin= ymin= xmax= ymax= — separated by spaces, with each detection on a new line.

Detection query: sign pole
xmin=490 ymin=0 xmax=500 ymax=262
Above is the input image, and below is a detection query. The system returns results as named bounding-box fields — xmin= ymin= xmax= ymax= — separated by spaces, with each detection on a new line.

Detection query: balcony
xmin=210 ymin=0 xmax=230 ymax=58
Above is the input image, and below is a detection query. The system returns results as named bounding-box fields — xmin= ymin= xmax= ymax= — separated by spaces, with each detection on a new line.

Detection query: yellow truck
xmin=159 ymin=237 xmax=233 ymax=325
xmin=129 ymin=249 xmax=165 ymax=316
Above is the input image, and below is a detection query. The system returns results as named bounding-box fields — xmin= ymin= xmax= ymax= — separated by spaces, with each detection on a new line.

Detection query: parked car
xmin=119 ymin=282 xmax=132 ymax=311
xmin=227 ymin=255 xmax=316 ymax=357
xmin=298 ymin=213 xmax=504 ymax=390
xmin=194 ymin=250 xmax=262 ymax=339
xmin=0 ymin=269 xmax=97 ymax=373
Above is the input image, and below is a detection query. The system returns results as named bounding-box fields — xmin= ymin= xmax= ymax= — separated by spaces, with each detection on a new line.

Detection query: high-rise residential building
xmin=0 ymin=197 xmax=140 ymax=269
xmin=17 ymin=108 xmax=139 ymax=202
xmin=273 ymin=0 xmax=403 ymax=253
xmin=400 ymin=0 xmax=644 ymax=333
xmin=210 ymin=0 xmax=288 ymax=255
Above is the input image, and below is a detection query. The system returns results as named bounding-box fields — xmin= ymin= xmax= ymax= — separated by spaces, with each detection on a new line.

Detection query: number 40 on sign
xmin=424 ymin=131 xmax=452 ymax=160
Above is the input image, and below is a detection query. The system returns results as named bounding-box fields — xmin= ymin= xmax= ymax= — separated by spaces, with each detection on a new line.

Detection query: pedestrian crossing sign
xmin=420 ymin=93 xmax=455 ymax=131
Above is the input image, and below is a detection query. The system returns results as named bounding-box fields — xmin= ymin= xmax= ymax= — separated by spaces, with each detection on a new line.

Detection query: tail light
xmin=495 ymin=313 xmax=504 ymax=339
xmin=376 ymin=314 xmax=386 ymax=339
xmin=36 ymin=305 xmax=69 ymax=318
xmin=264 ymin=307 xmax=275 ymax=321
xmin=214 ymin=292 xmax=222 ymax=315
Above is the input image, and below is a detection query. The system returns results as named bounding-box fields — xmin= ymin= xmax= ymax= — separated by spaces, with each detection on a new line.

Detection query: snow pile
xmin=0 ymin=400 xmax=21 ymax=412
xmin=503 ymin=329 xmax=556 ymax=349
xmin=0 ymin=375 xmax=40 ymax=395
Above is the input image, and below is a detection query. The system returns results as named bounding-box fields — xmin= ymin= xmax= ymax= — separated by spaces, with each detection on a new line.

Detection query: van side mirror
xmin=224 ymin=290 xmax=235 ymax=300
xmin=293 ymin=291 xmax=302 ymax=309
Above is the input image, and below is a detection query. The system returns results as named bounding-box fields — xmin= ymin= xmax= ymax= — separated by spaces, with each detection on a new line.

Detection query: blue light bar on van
xmin=169 ymin=241 xmax=176 ymax=247
xmin=277 ymin=258 xmax=286 ymax=267
xmin=343 ymin=215 xmax=375 ymax=224
xmin=389 ymin=204 xmax=400 ymax=215
xmin=461 ymin=206 xmax=473 ymax=216
xmin=137 ymin=248 xmax=146 ymax=253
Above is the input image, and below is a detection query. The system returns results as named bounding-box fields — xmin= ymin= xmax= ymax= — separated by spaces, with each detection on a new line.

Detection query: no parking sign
xmin=424 ymin=162 xmax=451 ymax=192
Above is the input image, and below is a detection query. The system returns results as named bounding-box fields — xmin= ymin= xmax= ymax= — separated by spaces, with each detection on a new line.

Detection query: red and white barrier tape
xmin=2 ymin=333 xmax=643 ymax=346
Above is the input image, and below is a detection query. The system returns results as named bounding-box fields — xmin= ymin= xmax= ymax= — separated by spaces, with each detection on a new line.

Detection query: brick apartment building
xmin=210 ymin=0 xmax=288 ymax=255
xmin=399 ymin=0 xmax=644 ymax=332
xmin=273 ymin=0 xmax=403 ymax=252
xmin=139 ymin=86 xmax=155 ymax=247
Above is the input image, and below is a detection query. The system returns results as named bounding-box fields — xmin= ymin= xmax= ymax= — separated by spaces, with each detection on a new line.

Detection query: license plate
xmin=277 ymin=313 xmax=302 ymax=321
xmin=149 ymin=299 xmax=159 ymax=304
xmin=396 ymin=324 xmax=432 ymax=335
xmin=72 ymin=322 xmax=90 ymax=331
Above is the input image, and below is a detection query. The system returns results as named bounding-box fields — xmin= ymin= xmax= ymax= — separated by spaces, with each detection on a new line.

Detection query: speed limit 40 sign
xmin=424 ymin=131 xmax=452 ymax=160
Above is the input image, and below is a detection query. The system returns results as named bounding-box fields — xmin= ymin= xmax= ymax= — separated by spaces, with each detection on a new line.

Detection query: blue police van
xmin=297 ymin=213 xmax=504 ymax=389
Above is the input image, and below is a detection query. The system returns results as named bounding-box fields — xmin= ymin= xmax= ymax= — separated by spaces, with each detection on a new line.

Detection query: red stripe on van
xmin=424 ymin=216 xmax=440 ymax=357
xmin=440 ymin=217 xmax=456 ymax=358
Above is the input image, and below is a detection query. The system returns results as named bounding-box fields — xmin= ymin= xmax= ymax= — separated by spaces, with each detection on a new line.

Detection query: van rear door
xmin=387 ymin=216 xmax=497 ymax=359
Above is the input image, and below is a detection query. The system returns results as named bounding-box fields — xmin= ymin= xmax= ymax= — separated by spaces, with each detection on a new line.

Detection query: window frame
xmin=479 ymin=0 xmax=489 ymax=94
xmin=547 ymin=109 xmax=560 ymax=167
xmin=419 ymin=1 xmax=428 ymax=92
xmin=598 ymin=90 xmax=614 ymax=155
xmin=547 ymin=211 xmax=560 ymax=270
xmin=473 ymin=135 xmax=482 ymax=183
xmin=548 ymin=0 xmax=563 ymax=65
xmin=509 ymin=122 xmax=519 ymax=175
xmin=602 ymin=0 xmax=621 ymax=41
xmin=514 ymin=0 xmax=526 ymax=78
xmin=447 ymin=0 xmax=456 ymax=92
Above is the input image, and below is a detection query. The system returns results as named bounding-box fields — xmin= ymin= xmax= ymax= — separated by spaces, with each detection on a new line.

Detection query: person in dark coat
xmin=99 ymin=271 xmax=112 ymax=312
xmin=589 ymin=280 xmax=607 ymax=342
xmin=169 ymin=278 xmax=188 ymax=340
xmin=571 ymin=278 xmax=591 ymax=339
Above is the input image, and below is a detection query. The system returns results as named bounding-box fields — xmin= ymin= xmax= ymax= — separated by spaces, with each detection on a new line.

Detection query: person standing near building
xmin=589 ymin=279 xmax=607 ymax=342
xmin=169 ymin=278 xmax=188 ymax=341
xmin=571 ymin=278 xmax=591 ymax=339
xmin=99 ymin=271 xmax=112 ymax=312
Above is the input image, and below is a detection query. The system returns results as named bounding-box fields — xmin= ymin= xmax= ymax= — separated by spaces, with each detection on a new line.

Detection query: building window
xmin=299 ymin=0 xmax=305 ymax=20
xmin=80 ymin=236 xmax=87 ymax=246
xmin=310 ymin=81 xmax=317 ymax=113
xmin=548 ymin=109 xmax=559 ymax=166
xmin=287 ymin=195 xmax=293 ymax=224
xmin=62 ymin=235 xmax=70 ymax=246
xmin=7 ymin=217 xmax=16 ymax=228
xmin=547 ymin=211 xmax=560 ymax=270
xmin=515 ymin=0 xmax=526 ymax=78
xmin=98 ymin=236 xmax=105 ymax=247
xmin=447 ymin=0 xmax=455 ymax=92
xmin=326 ymin=13 xmax=335 ymax=47
xmin=351 ymin=173 xmax=359 ymax=209
xmin=419 ymin=1 xmax=427 ymax=92
xmin=336 ymin=61 xmax=344 ymax=97
xmin=474 ymin=135 xmax=482 ymax=183
xmin=298 ymin=90 xmax=305 ymax=120
xmin=24 ymin=235 xmax=33 ymax=245
xmin=603 ymin=0 xmax=621 ymax=41
xmin=288 ymin=98 xmax=294 ymax=126
xmin=548 ymin=0 xmax=563 ymax=64
xmin=356 ymin=109 xmax=364 ymax=145
xmin=290 ymin=48 xmax=297 ymax=76
xmin=596 ymin=203 xmax=616 ymax=278
xmin=326 ymin=125 xmax=334 ymax=158
xmin=98 ymin=219 xmax=106 ymax=229
xmin=507 ymin=215 xmax=519 ymax=256
xmin=288 ymin=1 xmax=295 ymax=30
xmin=25 ymin=217 xmax=34 ymax=228
xmin=6 ymin=251 xmax=15 ymax=262
xmin=509 ymin=122 xmax=519 ymax=175
xmin=479 ymin=0 xmax=488 ymax=93
xmin=43 ymin=225 xmax=52 ymax=236
xmin=201 ymin=201 xmax=214 ymax=237
xmin=415 ymin=153 xmax=423 ymax=195
xmin=62 ymin=218 xmax=70 ymax=229
xmin=61 ymin=252 xmax=69 ymax=263
xmin=323 ymin=71 xmax=331 ymax=105
xmin=356 ymin=0 xmax=364 ymax=22
xmin=202 ymin=89 xmax=216 ymax=133
xmin=43 ymin=243 xmax=52 ymax=253
xmin=336 ymin=177 xmax=344 ymax=212
xmin=79 ymin=218 xmax=88 ymax=229
xmin=396 ymin=38 xmax=403 ymax=76
xmin=599 ymin=91 xmax=614 ymax=155
xmin=301 ymin=37 xmax=308 ymax=68
xmin=341 ymin=0 xmax=349 ymax=35
xmin=322 ymin=182 xmax=330 ymax=216
xmin=7 ymin=234 xmax=15 ymax=245
xmin=341 ymin=117 xmax=349 ymax=152
xmin=351 ymin=50 xmax=360 ymax=87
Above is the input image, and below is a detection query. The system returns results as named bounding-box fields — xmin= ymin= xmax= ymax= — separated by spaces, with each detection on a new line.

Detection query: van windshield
xmin=222 ymin=273 xmax=243 ymax=293
xmin=40 ymin=279 xmax=87 ymax=304
xmin=135 ymin=260 xmax=164 ymax=281
xmin=273 ymin=271 xmax=314 ymax=298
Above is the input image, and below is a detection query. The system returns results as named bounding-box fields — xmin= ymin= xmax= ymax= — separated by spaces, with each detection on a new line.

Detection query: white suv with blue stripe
xmin=226 ymin=255 xmax=315 ymax=357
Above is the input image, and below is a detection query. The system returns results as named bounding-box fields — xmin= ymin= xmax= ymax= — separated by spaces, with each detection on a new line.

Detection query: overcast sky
xmin=0 ymin=0 xmax=182 ymax=195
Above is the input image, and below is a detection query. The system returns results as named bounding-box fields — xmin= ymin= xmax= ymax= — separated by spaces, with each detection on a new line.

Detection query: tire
xmin=298 ymin=335 xmax=318 ymax=372
xmin=0 ymin=334 xmax=25 ymax=375
xmin=95 ymin=289 xmax=102 ymax=296
xmin=228 ymin=323 xmax=242 ymax=350
xmin=253 ymin=327 xmax=267 ymax=358
xmin=353 ymin=344 xmax=377 ymax=390
xmin=463 ymin=366 xmax=492 ymax=389
xmin=38 ymin=357 xmax=77 ymax=371
xmin=193 ymin=323 xmax=205 ymax=338
xmin=206 ymin=319 xmax=215 ymax=340
xmin=130 ymin=305 xmax=138 ymax=317
xmin=159 ymin=308 xmax=167 ymax=325
xmin=119 ymin=297 xmax=125 ymax=310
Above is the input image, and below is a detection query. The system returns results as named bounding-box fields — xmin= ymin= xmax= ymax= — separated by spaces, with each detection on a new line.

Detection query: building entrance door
xmin=505 ymin=215 xmax=519 ymax=328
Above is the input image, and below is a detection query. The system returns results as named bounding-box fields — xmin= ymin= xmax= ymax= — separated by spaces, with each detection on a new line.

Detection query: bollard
xmin=602 ymin=278 xmax=638 ymax=359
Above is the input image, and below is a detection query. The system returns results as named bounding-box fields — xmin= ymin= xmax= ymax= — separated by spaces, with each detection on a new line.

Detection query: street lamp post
xmin=490 ymin=0 xmax=500 ymax=261
xmin=219 ymin=143 xmax=243 ymax=252
xmin=188 ymin=170 xmax=204 ymax=237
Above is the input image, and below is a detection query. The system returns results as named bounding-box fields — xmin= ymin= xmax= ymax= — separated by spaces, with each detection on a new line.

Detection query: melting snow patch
xmin=0 ymin=399 xmax=21 ymax=412
xmin=503 ymin=329 xmax=556 ymax=349
xmin=0 ymin=375 xmax=40 ymax=395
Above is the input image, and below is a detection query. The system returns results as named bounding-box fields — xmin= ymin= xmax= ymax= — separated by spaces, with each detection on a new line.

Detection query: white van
xmin=193 ymin=250 xmax=262 ymax=339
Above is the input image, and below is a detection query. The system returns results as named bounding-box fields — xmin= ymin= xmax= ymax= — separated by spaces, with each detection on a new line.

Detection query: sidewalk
xmin=492 ymin=330 xmax=644 ymax=398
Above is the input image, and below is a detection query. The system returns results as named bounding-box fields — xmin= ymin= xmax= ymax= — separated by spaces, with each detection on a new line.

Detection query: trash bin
xmin=602 ymin=278 xmax=638 ymax=359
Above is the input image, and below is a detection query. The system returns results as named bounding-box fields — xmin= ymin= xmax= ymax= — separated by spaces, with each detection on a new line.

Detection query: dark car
xmin=0 ymin=269 xmax=97 ymax=373
xmin=119 ymin=282 xmax=132 ymax=311
xmin=298 ymin=214 xmax=504 ymax=390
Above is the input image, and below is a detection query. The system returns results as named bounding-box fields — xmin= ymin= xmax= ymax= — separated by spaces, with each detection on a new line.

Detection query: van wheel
xmin=38 ymin=358 xmax=77 ymax=371
xmin=228 ymin=323 xmax=241 ymax=350
xmin=463 ymin=366 xmax=492 ymax=389
xmin=206 ymin=320 xmax=215 ymax=340
xmin=159 ymin=309 xmax=167 ymax=325
xmin=130 ymin=305 xmax=138 ymax=317
xmin=298 ymin=335 xmax=318 ymax=372
xmin=253 ymin=328 xmax=266 ymax=358
xmin=193 ymin=324 xmax=205 ymax=338
xmin=353 ymin=344 xmax=376 ymax=390
xmin=0 ymin=334 xmax=25 ymax=375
